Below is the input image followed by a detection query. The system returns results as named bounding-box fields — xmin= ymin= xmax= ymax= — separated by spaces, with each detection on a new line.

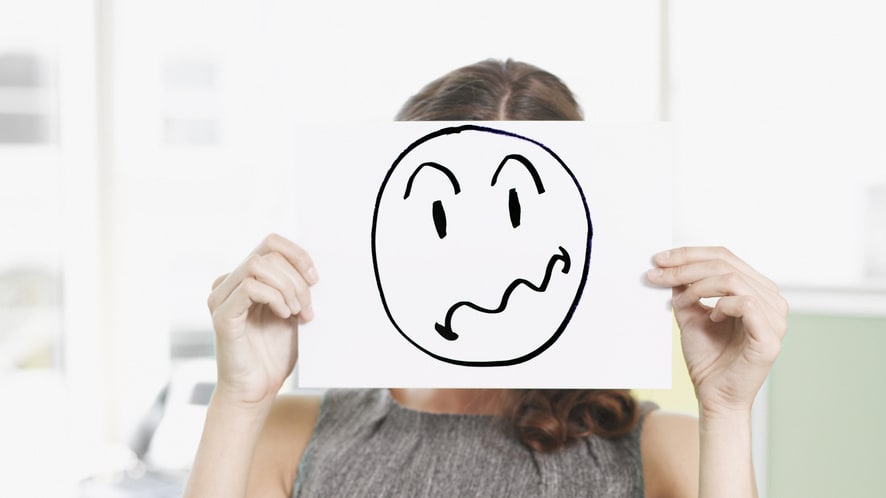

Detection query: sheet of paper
xmin=293 ymin=121 xmax=672 ymax=388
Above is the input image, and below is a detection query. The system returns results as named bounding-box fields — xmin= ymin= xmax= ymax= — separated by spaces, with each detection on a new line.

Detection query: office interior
xmin=1 ymin=1 xmax=884 ymax=496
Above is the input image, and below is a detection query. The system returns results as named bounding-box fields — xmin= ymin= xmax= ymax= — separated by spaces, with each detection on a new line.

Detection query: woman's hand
xmin=646 ymin=246 xmax=788 ymax=417
xmin=206 ymin=233 xmax=319 ymax=408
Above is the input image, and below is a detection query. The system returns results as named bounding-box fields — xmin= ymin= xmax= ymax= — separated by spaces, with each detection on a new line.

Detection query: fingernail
xmin=646 ymin=268 xmax=664 ymax=279
xmin=654 ymin=250 xmax=670 ymax=261
xmin=300 ymin=304 xmax=314 ymax=322
xmin=306 ymin=267 xmax=319 ymax=284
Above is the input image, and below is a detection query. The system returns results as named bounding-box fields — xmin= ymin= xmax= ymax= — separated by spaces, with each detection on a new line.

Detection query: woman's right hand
xmin=206 ymin=233 xmax=319 ymax=408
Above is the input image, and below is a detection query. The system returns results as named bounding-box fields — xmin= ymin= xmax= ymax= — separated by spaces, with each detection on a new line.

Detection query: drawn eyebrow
xmin=404 ymin=162 xmax=461 ymax=199
xmin=490 ymin=154 xmax=545 ymax=194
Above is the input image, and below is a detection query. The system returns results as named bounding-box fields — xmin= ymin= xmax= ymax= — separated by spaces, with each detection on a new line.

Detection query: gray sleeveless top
xmin=293 ymin=389 xmax=656 ymax=497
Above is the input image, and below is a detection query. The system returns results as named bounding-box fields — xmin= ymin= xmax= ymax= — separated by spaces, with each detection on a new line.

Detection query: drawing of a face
xmin=372 ymin=125 xmax=591 ymax=366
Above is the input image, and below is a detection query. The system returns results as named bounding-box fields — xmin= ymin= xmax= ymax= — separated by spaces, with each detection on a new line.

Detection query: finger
xmin=647 ymin=259 xmax=740 ymax=288
xmin=671 ymin=271 xmax=788 ymax=332
xmin=209 ymin=235 xmax=319 ymax=312
xmin=670 ymin=284 xmax=708 ymax=330
xmin=214 ymin=277 xmax=292 ymax=323
xmin=709 ymin=296 xmax=782 ymax=360
xmin=253 ymin=233 xmax=319 ymax=285
xmin=208 ymin=274 xmax=231 ymax=311
xmin=652 ymin=246 xmax=777 ymax=293
xmin=671 ymin=271 xmax=759 ymax=312
xmin=712 ymin=291 xmax=790 ymax=341
xmin=709 ymin=295 xmax=768 ymax=330
xmin=211 ymin=253 xmax=301 ymax=316
xmin=267 ymin=251 xmax=314 ymax=322
xmin=212 ymin=273 xmax=229 ymax=291
xmin=248 ymin=253 xmax=305 ymax=315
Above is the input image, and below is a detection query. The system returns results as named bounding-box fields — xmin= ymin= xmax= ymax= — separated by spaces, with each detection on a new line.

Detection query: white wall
xmin=670 ymin=0 xmax=886 ymax=288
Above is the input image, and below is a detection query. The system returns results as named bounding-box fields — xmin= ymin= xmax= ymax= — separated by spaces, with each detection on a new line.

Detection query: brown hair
xmin=396 ymin=58 xmax=638 ymax=452
xmin=507 ymin=389 xmax=638 ymax=452
xmin=396 ymin=58 xmax=583 ymax=121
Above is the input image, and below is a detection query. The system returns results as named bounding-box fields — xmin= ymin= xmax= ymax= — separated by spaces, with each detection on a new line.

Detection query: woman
xmin=184 ymin=59 xmax=788 ymax=498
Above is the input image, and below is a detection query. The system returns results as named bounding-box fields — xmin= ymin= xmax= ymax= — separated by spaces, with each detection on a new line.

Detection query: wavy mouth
xmin=434 ymin=246 xmax=571 ymax=341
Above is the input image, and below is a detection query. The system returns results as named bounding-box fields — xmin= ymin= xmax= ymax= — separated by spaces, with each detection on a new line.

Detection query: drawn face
xmin=372 ymin=125 xmax=591 ymax=366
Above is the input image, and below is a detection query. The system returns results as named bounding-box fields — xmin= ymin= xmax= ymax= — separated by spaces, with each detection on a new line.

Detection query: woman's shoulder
xmin=269 ymin=391 xmax=325 ymax=426
xmin=262 ymin=389 xmax=381 ymax=454
xmin=639 ymin=408 xmax=699 ymax=498
xmin=248 ymin=392 xmax=324 ymax=495
xmin=263 ymin=391 xmax=327 ymax=452
xmin=260 ymin=390 xmax=324 ymax=443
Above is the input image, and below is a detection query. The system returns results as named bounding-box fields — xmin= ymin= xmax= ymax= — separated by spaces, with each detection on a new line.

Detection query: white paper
xmin=294 ymin=121 xmax=672 ymax=388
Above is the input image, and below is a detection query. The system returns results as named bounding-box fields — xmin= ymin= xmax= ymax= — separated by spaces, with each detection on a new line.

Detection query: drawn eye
xmin=508 ymin=187 xmax=521 ymax=228
xmin=432 ymin=199 xmax=447 ymax=238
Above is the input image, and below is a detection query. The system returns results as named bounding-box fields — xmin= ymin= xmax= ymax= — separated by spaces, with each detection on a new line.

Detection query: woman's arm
xmin=184 ymin=393 xmax=275 ymax=498
xmin=645 ymin=246 xmax=788 ymax=498
xmin=246 ymin=394 xmax=322 ymax=495
xmin=640 ymin=408 xmax=757 ymax=498
xmin=183 ymin=234 xmax=320 ymax=498
xmin=697 ymin=408 xmax=756 ymax=498
xmin=184 ymin=392 xmax=321 ymax=498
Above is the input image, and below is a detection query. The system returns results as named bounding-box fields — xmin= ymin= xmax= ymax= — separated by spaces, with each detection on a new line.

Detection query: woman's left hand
xmin=646 ymin=246 xmax=789 ymax=418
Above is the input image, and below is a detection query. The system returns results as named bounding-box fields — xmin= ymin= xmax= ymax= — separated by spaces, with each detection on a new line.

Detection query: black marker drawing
xmin=434 ymin=246 xmax=571 ymax=341
xmin=371 ymin=125 xmax=592 ymax=367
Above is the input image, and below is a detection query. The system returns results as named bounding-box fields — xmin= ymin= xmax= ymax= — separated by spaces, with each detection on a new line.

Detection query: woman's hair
xmin=396 ymin=58 xmax=583 ymax=121
xmin=507 ymin=389 xmax=638 ymax=452
xmin=396 ymin=58 xmax=638 ymax=452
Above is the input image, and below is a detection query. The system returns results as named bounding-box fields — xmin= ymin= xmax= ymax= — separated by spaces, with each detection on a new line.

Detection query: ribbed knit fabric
xmin=293 ymin=389 xmax=656 ymax=497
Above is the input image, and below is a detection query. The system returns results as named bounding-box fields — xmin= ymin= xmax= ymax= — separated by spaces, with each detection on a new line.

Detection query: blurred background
xmin=0 ymin=0 xmax=884 ymax=496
